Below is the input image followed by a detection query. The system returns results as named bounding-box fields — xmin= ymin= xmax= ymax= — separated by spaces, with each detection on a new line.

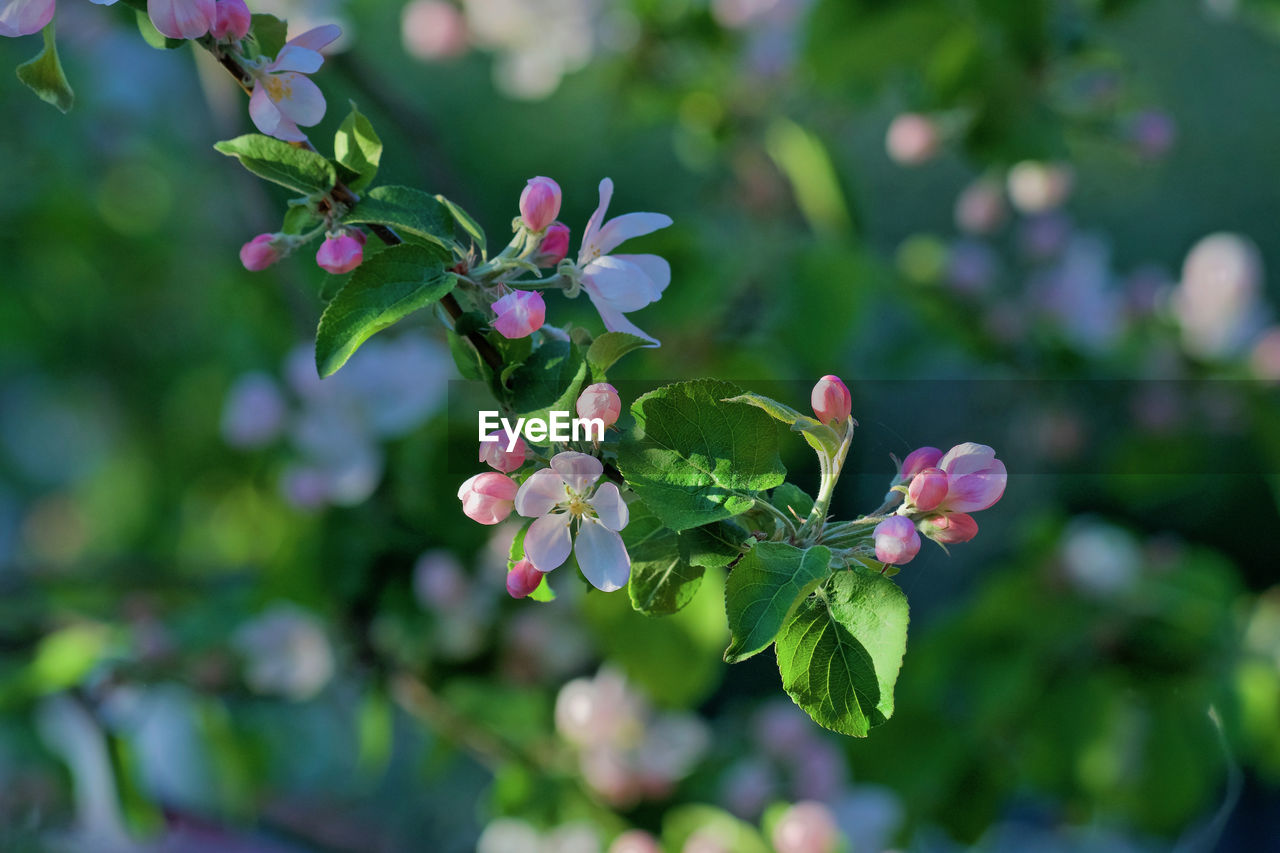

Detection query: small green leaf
xmin=334 ymin=103 xmax=382 ymax=192
xmin=625 ymin=501 xmax=704 ymax=616
xmin=315 ymin=244 xmax=455 ymax=376
xmin=248 ymin=14 xmax=288 ymax=59
xmin=507 ymin=340 xmax=588 ymax=430
xmin=679 ymin=520 xmax=751 ymax=569
xmin=448 ymin=330 xmax=489 ymax=382
xmin=16 ymin=25 xmax=74 ymax=113
xmin=586 ymin=332 xmax=650 ymax=381
xmin=343 ymin=185 xmax=456 ymax=250
xmin=617 ymin=380 xmax=786 ymax=531
xmin=775 ymin=567 xmax=910 ymax=737
xmin=214 ymin=134 xmax=337 ymax=196
xmin=769 ymin=483 xmax=815 ymax=521
xmin=724 ymin=542 xmax=831 ymax=663
xmin=436 ymin=195 xmax=487 ymax=255
xmin=282 ymin=204 xmax=321 ymax=235
xmin=723 ymin=391 xmax=843 ymax=455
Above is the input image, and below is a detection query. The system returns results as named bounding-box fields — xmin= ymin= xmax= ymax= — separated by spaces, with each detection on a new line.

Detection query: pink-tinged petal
xmin=270 ymin=72 xmax=326 ymax=127
xmin=574 ymin=519 xmax=631 ymax=592
xmin=148 ymin=0 xmax=215 ymax=39
xmin=587 ymin=482 xmax=628 ymax=531
xmin=286 ymin=23 xmax=341 ymax=52
xmin=580 ymin=177 xmax=614 ymax=257
xmin=938 ymin=442 xmax=997 ymax=477
xmin=581 ymin=256 xmax=662 ymax=312
xmin=268 ymin=116 xmax=306 ymax=143
xmin=944 ymin=459 xmax=1006 ymax=512
xmin=268 ymin=44 xmax=324 ymax=74
xmin=0 ymin=0 xmax=55 ymax=37
xmin=899 ymin=446 xmax=943 ymax=482
xmin=593 ymin=212 xmax=674 ymax=257
xmin=551 ymin=451 xmax=603 ymax=495
xmin=248 ymin=85 xmax=284 ymax=137
xmin=88 ymin=0 xmax=119 ymax=5
xmin=524 ymin=512 xmax=573 ymax=572
xmin=612 ymin=253 xmax=670 ymax=294
xmin=515 ymin=467 xmax=568 ymax=517
xmin=583 ymin=289 xmax=660 ymax=347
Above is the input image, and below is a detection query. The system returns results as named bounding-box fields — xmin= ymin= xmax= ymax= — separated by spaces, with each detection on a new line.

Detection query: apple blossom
xmin=885 ymin=113 xmax=940 ymax=166
xmin=479 ymin=428 xmax=527 ymax=472
xmin=210 ymin=0 xmax=249 ymax=40
xmin=458 ymin=471 xmax=518 ymax=525
xmin=401 ymin=0 xmax=468 ymax=61
xmin=247 ymin=25 xmax=341 ymax=143
xmin=534 ymin=221 xmax=571 ymax=267
xmin=609 ymin=829 xmax=662 ymax=853
xmin=873 ymin=515 xmax=920 ymax=565
xmin=148 ymin=0 xmax=214 ymax=40
xmin=514 ymin=451 xmax=630 ymax=591
xmin=896 ymin=446 xmax=941 ymax=484
xmin=576 ymin=382 xmax=621 ymax=428
xmin=492 ymin=289 xmax=545 ymax=339
xmin=954 ymin=177 xmax=1006 ymax=235
xmin=810 ymin=374 xmax=851 ymax=426
xmin=239 ymin=233 xmax=283 ymax=270
xmin=506 ymin=558 xmax=543 ymax=599
xmin=906 ymin=467 xmax=948 ymax=512
xmin=315 ymin=233 xmax=363 ymax=274
xmin=936 ymin=442 xmax=1006 ymax=512
xmin=918 ymin=511 xmax=978 ymax=544
xmin=772 ymin=801 xmax=840 ymax=853
xmin=575 ymin=178 xmax=673 ymax=346
xmin=1007 ymin=161 xmax=1074 ymax=213
xmin=519 ymin=176 xmax=561 ymax=232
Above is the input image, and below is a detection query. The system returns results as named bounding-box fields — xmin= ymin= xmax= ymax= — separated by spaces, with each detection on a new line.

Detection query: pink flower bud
xmin=520 ymin=176 xmax=562 ymax=232
xmin=938 ymin=442 xmax=1006 ymax=512
xmin=810 ymin=375 xmax=851 ymax=426
xmin=576 ymin=382 xmax=622 ymax=428
xmin=873 ymin=516 xmax=921 ymax=565
xmin=240 ymin=233 xmax=283 ymax=271
xmin=457 ymin=472 xmax=518 ymax=525
xmin=316 ymin=234 xmax=364 ymax=274
xmin=479 ymin=429 xmax=528 ymax=472
xmin=897 ymin=446 xmax=942 ymax=483
xmin=886 ymin=113 xmax=941 ymax=166
xmin=907 ymin=467 xmax=949 ymax=512
xmin=609 ymin=830 xmax=663 ymax=853
xmin=534 ymin=221 xmax=571 ymax=267
xmin=492 ymin=289 xmax=546 ymax=339
xmin=919 ymin=512 xmax=978 ymax=544
xmin=771 ymin=801 xmax=840 ymax=853
xmin=211 ymin=0 xmax=251 ymax=40
xmin=506 ymin=558 xmax=544 ymax=599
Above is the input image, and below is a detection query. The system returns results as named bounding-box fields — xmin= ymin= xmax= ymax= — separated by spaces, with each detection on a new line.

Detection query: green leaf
xmin=724 ymin=542 xmax=831 ymax=663
xmin=509 ymin=522 xmax=554 ymax=601
xmin=448 ymin=328 xmax=490 ymax=382
xmin=775 ymin=567 xmax=910 ymax=737
xmin=315 ymin=244 xmax=455 ymax=377
xmin=679 ymin=520 xmax=750 ymax=569
xmin=334 ymin=103 xmax=382 ymax=192
xmin=723 ymin=391 xmax=843 ymax=455
xmin=282 ymin=203 xmax=321 ymax=236
xmin=214 ymin=134 xmax=337 ymax=197
xmin=15 ymin=25 xmax=74 ymax=113
xmin=248 ymin=14 xmax=288 ymax=59
xmin=507 ymin=340 xmax=588 ymax=429
xmin=769 ymin=483 xmax=815 ymax=522
xmin=625 ymin=501 xmax=704 ymax=616
xmin=436 ymin=195 xmax=487 ymax=255
xmin=343 ymin=185 xmax=456 ymax=250
xmin=586 ymin=332 xmax=650 ymax=381
xmin=617 ymin=380 xmax=786 ymax=531
xmin=134 ymin=9 xmax=184 ymax=49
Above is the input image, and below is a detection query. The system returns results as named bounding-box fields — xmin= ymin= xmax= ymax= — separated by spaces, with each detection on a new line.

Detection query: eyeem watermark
xmin=479 ymin=410 xmax=605 ymax=450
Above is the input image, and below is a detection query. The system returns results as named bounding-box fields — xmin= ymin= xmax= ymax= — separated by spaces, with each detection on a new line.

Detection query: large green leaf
xmin=775 ymin=567 xmax=909 ymax=737
xmin=334 ymin=103 xmax=382 ymax=192
xmin=617 ymin=380 xmax=786 ymax=531
xmin=724 ymin=542 xmax=831 ymax=663
xmin=315 ymin=244 xmax=455 ymax=377
xmin=214 ymin=134 xmax=337 ymax=196
xmin=507 ymin=340 xmax=588 ymax=429
xmin=15 ymin=25 xmax=74 ymax=113
xmin=625 ymin=502 xmax=704 ymax=616
xmin=679 ymin=520 xmax=750 ymax=569
xmin=343 ymin=185 xmax=456 ymax=249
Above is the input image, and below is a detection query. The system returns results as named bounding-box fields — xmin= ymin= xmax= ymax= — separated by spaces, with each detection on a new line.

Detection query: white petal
xmin=248 ymin=85 xmax=283 ymax=137
xmin=584 ymin=289 xmax=660 ymax=347
xmin=147 ymin=0 xmax=214 ymax=40
xmin=574 ymin=520 xmax=631 ymax=592
xmin=269 ymin=44 xmax=324 ymax=74
xmin=515 ymin=468 xmax=568 ymax=517
xmin=587 ymin=482 xmax=628 ymax=531
xmin=551 ymin=451 xmax=603 ymax=495
xmin=939 ymin=442 xmax=997 ymax=477
xmin=271 ymin=73 xmax=326 ymax=127
xmin=581 ymin=256 xmax=662 ymax=312
xmin=593 ymin=212 xmax=673 ymax=257
xmin=287 ymin=24 xmax=341 ymax=52
xmin=612 ymin=253 xmax=670 ymax=295
xmin=579 ymin=177 xmax=614 ymax=259
xmin=524 ymin=512 xmax=573 ymax=572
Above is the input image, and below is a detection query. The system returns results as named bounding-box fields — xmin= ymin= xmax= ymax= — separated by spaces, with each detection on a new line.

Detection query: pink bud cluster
xmin=239 ymin=228 xmax=368 ymax=275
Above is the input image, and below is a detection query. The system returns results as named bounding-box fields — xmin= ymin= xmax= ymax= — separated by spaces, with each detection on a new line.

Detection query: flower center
xmin=566 ymin=494 xmax=591 ymax=518
xmin=264 ymin=75 xmax=292 ymax=102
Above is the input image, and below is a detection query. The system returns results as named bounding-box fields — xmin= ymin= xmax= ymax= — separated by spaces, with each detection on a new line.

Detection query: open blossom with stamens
xmin=247 ymin=25 xmax=340 ymax=143
xmin=575 ymin=178 xmax=673 ymax=346
xmin=515 ymin=451 xmax=630 ymax=592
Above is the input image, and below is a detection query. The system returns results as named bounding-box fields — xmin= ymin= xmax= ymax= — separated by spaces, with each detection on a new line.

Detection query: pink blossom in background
xmin=401 ymin=0 xmax=468 ymax=61
xmin=885 ymin=113 xmax=941 ymax=166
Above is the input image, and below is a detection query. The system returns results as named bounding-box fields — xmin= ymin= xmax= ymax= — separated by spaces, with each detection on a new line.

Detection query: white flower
xmin=514 ymin=451 xmax=630 ymax=591
xmin=247 ymin=25 xmax=341 ymax=142
xmin=575 ymin=178 xmax=672 ymax=346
